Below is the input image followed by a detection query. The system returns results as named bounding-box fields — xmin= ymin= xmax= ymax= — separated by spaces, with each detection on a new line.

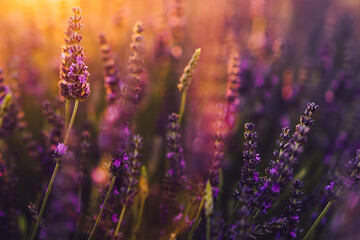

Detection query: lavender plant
xmin=1 ymin=1 xmax=360 ymax=240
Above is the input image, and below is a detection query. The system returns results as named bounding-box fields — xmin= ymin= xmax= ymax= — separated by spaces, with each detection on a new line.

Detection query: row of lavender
xmin=1 ymin=1 xmax=360 ymax=240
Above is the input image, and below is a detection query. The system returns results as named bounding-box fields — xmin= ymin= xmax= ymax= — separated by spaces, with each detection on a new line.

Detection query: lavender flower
xmin=226 ymin=52 xmax=241 ymax=106
xmin=177 ymin=48 xmax=201 ymax=93
xmin=257 ymin=102 xmax=319 ymax=213
xmin=98 ymin=33 xmax=121 ymax=105
xmin=126 ymin=21 xmax=145 ymax=105
xmin=234 ymin=122 xmax=261 ymax=204
xmin=207 ymin=104 xmax=227 ymax=198
xmin=110 ymin=151 xmax=130 ymax=177
xmin=116 ymin=134 xmax=143 ymax=206
xmin=166 ymin=113 xmax=186 ymax=184
xmin=59 ymin=7 xmax=90 ymax=101
xmin=281 ymin=180 xmax=304 ymax=239
xmin=159 ymin=114 xmax=188 ymax=224
xmin=55 ymin=143 xmax=68 ymax=158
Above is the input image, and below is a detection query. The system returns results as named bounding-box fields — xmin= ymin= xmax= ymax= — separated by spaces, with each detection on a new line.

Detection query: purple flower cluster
xmin=58 ymin=7 xmax=90 ymax=101
xmin=110 ymin=151 xmax=130 ymax=177
xmin=105 ymin=135 xmax=143 ymax=211
xmin=116 ymin=134 xmax=143 ymax=206
xmin=256 ymin=102 xmax=319 ymax=214
xmin=159 ymin=113 xmax=187 ymax=224
xmin=166 ymin=113 xmax=186 ymax=184
xmin=282 ymin=180 xmax=304 ymax=239
xmin=234 ymin=122 xmax=261 ymax=205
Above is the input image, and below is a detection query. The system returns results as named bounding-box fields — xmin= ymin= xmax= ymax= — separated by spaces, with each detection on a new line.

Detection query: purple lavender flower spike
xmin=108 ymin=135 xmax=143 ymax=208
xmin=159 ymin=114 xmax=187 ymax=224
xmin=208 ymin=104 xmax=227 ymax=199
xmin=166 ymin=113 xmax=186 ymax=185
xmin=126 ymin=21 xmax=145 ymax=105
xmin=282 ymin=180 xmax=304 ymax=239
xmin=98 ymin=34 xmax=121 ymax=105
xmin=256 ymin=102 xmax=318 ymax=214
xmin=58 ymin=7 xmax=90 ymax=101
xmin=234 ymin=122 xmax=261 ymax=205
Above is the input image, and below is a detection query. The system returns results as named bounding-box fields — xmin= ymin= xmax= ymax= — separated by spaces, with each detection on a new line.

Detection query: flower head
xmin=58 ymin=7 xmax=90 ymax=101
xmin=110 ymin=151 xmax=129 ymax=176
xmin=177 ymin=48 xmax=201 ymax=92
xmin=55 ymin=143 xmax=68 ymax=157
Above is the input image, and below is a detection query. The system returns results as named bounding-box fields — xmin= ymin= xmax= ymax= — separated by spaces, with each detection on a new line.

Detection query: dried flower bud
xmin=177 ymin=48 xmax=201 ymax=92
xmin=205 ymin=181 xmax=213 ymax=217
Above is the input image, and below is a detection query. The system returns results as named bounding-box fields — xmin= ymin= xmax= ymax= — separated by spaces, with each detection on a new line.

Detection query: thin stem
xmin=64 ymin=99 xmax=79 ymax=145
xmin=30 ymin=162 xmax=60 ymax=240
xmin=187 ymin=197 xmax=205 ymax=240
xmin=88 ymin=176 xmax=117 ymax=240
xmin=30 ymin=99 xmax=80 ymax=240
xmin=114 ymin=205 xmax=127 ymax=237
xmin=302 ymin=200 xmax=334 ymax=240
xmin=249 ymin=209 xmax=260 ymax=224
xmin=65 ymin=98 xmax=70 ymax=136
xmin=130 ymin=196 xmax=146 ymax=240
xmin=206 ymin=217 xmax=210 ymax=240
xmin=228 ymin=201 xmax=240 ymax=224
xmin=178 ymin=91 xmax=187 ymax=124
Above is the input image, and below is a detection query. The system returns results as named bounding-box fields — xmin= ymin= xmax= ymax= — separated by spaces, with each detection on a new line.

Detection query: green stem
xmin=178 ymin=91 xmax=187 ymax=124
xmin=88 ymin=176 xmax=117 ymax=240
xmin=65 ymin=99 xmax=70 ymax=136
xmin=30 ymin=100 xmax=80 ymax=240
xmin=206 ymin=217 xmax=210 ymax=240
xmin=130 ymin=196 xmax=146 ymax=240
xmin=228 ymin=201 xmax=240 ymax=224
xmin=187 ymin=197 xmax=205 ymax=240
xmin=64 ymin=100 xmax=79 ymax=145
xmin=114 ymin=205 xmax=127 ymax=237
xmin=30 ymin=162 xmax=60 ymax=240
xmin=302 ymin=200 xmax=334 ymax=240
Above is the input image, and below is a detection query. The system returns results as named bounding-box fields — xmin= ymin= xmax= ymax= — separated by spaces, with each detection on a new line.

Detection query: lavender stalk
xmin=302 ymin=201 xmax=334 ymax=240
xmin=177 ymin=48 xmax=201 ymax=123
xmin=30 ymin=7 xmax=90 ymax=239
xmin=130 ymin=166 xmax=149 ymax=240
xmin=88 ymin=176 xmax=117 ymax=240
xmin=88 ymin=151 xmax=130 ymax=240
